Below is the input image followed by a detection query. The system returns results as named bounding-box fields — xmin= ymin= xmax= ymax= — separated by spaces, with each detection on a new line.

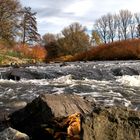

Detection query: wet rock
xmin=2 ymin=68 xmax=47 ymax=80
xmin=9 ymin=94 xmax=93 ymax=139
xmin=9 ymin=94 xmax=94 ymax=123
xmin=65 ymin=68 xmax=104 ymax=80
xmin=8 ymin=94 xmax=140 ymax=140
xmin=0 ymin=127 xmax=29 ymax=140
xmin=82 ymin=106 xmax=140 ymax=140
xmin=59 ymin=62 xmax=68 ymax=67
xmin=111 ymin=67 xmax=139 ymax=76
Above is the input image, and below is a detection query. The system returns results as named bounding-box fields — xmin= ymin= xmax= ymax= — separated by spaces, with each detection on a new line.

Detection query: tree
xmin=118 ymin=10 xmax=132 ymax=40
xmin=134 ymin=13 xmax=140 ymax=37
xmin=136 ymin=24 xmax=140 ymax=38
xmin=129 ymin=16 xmax=136 ymax=39
xmin=42 ymin=33 xmax=59 ymax=59
xmin=57 ymin=22 xmax=90 ymax=55
xmin=94 ymin=15 xmax=108 ymax=43
xmin=42 ymin=33 xmax=56 ymax=46
xmin=0 ymin=0 xmax=21 ymax=43
xmin=91 ymin=30 xmax=102 ymax=46
xmin=106 ymin=14 xmax=117 ymax=42
xmin=114 ymin=14 xmax=123 ymax=41
xmin=20 ymin=7 xmax=40 ymax=44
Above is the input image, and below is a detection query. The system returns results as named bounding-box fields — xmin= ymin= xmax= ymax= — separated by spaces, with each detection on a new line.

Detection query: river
xmin=0 ymin=60 xmax=140 ymax=114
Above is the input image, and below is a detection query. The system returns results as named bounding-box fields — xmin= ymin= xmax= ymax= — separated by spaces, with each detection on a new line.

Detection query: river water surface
xmin=0 ymin=60 xmax=140 ymax=114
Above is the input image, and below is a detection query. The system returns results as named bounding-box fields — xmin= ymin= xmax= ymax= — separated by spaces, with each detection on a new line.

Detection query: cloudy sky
xmin=20 ymin=0 xmax=140 ymax=36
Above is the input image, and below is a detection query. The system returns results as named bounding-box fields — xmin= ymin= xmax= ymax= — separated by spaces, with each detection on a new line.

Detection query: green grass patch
xmin=5 ymin=50 xmax=22 ymax=58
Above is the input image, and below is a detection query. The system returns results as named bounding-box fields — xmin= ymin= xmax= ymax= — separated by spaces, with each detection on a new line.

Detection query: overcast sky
xmin=20 ymin=0 xmax=140 ymax=36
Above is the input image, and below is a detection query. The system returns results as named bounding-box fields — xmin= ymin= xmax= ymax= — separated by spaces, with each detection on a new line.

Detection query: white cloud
xmin=20 ymin=0 xmax=140 ymax=35
xmin=64 ymin=0 xmax=93 ymax=16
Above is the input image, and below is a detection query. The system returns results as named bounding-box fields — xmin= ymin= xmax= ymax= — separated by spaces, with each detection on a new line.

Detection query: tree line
xmin=0 ymin=0 xmax=40 ymax=45
xmin=1 ymin=1 xmax=140 ymax=60
xmin=43 ymin=10 xmax=140 ymax=59
xmin=93 ymin=10 xmax=140 ymax=44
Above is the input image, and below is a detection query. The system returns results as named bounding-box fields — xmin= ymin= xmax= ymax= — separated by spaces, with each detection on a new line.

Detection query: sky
xmin=20 ymin=0 xmax=140 ymax=36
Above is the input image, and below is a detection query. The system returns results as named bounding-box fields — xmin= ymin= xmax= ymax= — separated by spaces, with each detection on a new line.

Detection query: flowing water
xmin=0 ymin=60 xmax=140 ymax=114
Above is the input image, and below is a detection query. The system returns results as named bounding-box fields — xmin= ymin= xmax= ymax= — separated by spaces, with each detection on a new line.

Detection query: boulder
xmin=82 ymin=106 xmax=140 ymax=140
xmin=2 ymin=68 xmax=46 ymax=80
xmin=9 ymin=94 xmax=94 ymax=139
xmin=111 ymin=67 xmax=139 ymax=76
xmin=7 ymin=94 xmax=140 ymax=140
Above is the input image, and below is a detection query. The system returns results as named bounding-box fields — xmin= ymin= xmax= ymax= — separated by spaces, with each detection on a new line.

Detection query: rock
xmin=8 ymin=94 xmax=140 ymax=140
xmin=82 ymin=106 xmax=140 ymax=140
xmin=2 ymin=68 xmax=46 ymax=80
xmin=60 ymin=62 xmax=68 ymax=67
xmin=2 ymin=67 xmax=64 ymax=81
xmin=0 ymin=127 xmax=29 ymax=140
xmin=37 ymin=94 xmax=94 ymax=117
xmin=9 ymin=94 xmax=94 ymax=139
xmin=111 ymin=67 xmax=139 ymax=76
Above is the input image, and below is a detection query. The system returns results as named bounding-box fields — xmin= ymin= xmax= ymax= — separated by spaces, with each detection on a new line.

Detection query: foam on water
xmin=20 ymin=79 xmax=49 ymax=85
xmin=52 ymin=74 xmax=74 ymax=85
xmin=0 ymin=79 xmax=16 ymax=83
xmin=0 ymin=61 xmax=140 ymax=112
xmin=117 ymin=75 xmax=140 ymax=87
xmin=52 ymin=87 xmax=65 ymax=94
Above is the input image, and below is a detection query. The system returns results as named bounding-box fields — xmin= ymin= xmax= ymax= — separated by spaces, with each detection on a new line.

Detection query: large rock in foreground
xmin=9 ymin=94 xmax=94 ymax=139
xmin=83 ymin=106 xmax=140 ymax=140
xmin=8 ymin=94 xmax=140 ymax=140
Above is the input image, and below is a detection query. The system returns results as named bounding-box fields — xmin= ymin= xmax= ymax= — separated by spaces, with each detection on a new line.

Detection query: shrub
xmin=68 ymin=39 xmax=140 ymax=61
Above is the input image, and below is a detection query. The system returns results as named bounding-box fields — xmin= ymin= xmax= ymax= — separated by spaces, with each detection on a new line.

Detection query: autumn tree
xmin=0 ymin=0 xmax=21 ymax=43
xmin=91 ymin=30 xmax=102 ymax=46
xmin=42 ymin=33 xmax=56 ymax=45
xmin=20 ymin=7 xmax=40 ymax=44
xmin=57 ymin=22 xmax=90 ymax=55
xmin=42 ymin=33 xmax=59 ymax=59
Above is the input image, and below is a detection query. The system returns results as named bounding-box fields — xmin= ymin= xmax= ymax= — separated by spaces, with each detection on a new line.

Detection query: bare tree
xmin=106 ymin=14 xmax=117 ymax=42
xmin=94 ymin=15 xmax=108 ymax=43
xmin=129 ymin=16 xmax=136 ymax=39
xmin=134 ymin=13 xmax=140 ymax=24
xmin=134 ymin=13 xmax=140 ymax=37
xmin=113 ymin=14 xmax=123 ymax=41
xmin=118 ymin=10 xmax=132 ymax=40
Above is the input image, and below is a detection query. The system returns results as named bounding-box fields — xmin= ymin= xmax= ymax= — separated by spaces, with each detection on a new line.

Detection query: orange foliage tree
xmin=13 ymin=44 xmax=46 ymax=61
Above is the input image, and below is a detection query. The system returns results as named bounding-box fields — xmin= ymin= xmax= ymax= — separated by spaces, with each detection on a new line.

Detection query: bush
xmin=68 ymin=39 xmax=140 ymax=61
